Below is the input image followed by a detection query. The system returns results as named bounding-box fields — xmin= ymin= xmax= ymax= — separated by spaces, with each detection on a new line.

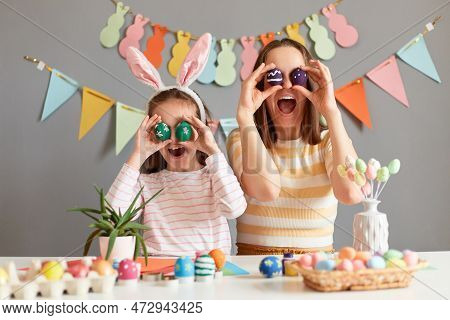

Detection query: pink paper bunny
xmin=322 ymin=4 xmax=358 ymax=48
xmin=118 ymin=14 xmax=150 ymax=58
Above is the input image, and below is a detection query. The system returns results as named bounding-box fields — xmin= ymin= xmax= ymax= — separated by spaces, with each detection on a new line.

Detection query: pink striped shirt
xmin=106 ymin=153 xmax=247 ymax=256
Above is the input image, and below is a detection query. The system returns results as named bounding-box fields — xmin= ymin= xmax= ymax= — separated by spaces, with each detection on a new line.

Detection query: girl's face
xmin=152 ymin=98 xmax=201 ymax=172
xmin=263 ymin=46 xmax=308 ymax=137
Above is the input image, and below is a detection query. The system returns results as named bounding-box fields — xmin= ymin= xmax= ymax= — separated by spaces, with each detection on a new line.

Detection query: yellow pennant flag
xmin=79 ymin=87 xmax=115 ymax=140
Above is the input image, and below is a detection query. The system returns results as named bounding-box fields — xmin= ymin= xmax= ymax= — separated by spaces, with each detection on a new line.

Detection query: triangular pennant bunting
xmin=115 ymin=102 xmax=146 ymax=155
xmin=335 ymin=77 xmax=372 ymax=128
xmin=366 ymin=55 xmax=409 ymax=107
xmin=207 ymin=119 xmax=220 ymax=135
xmin=219 ymin=118 xmax=239 ymax=137
xmin=41 ymin=69 xmax=79 ymax=121
xmin=396 ymin=34 xmax=441 ymax=83
xmin=79 ymin=87 xmax=115 ymax=140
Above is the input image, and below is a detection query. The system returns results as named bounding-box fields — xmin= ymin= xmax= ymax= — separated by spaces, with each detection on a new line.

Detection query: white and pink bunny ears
xmin=126 ymin=33 xmax=212 ymax=122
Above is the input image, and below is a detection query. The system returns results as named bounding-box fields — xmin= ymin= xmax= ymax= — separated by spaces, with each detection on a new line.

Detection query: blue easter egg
xmin=367 ymin=256 xmax=386 ymax=269
xmin=175 ymin=256 xmax=195 ymax=278
xmin=315 ymin=259 xmax=336 ymax=271
xmin=259 ymin=256 xmax=282 ymax=278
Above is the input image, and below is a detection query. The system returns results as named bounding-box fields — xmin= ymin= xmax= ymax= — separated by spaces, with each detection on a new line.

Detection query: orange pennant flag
xmin=334 ymin=77 xmax=372 ymax=129
xmin=79 ymin=87 xmax=115 ymax=140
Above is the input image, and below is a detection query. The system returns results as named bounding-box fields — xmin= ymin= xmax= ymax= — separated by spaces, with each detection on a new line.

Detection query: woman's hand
xmin=293 ymin=59 xmax=340 ymax=119
xmin=237 ymin=62 xmax=282 ymax=124
xmin=183 ymin=115 xmax=220 ymax=156
xmin=126 ymin=114 xmax=172 ymax=170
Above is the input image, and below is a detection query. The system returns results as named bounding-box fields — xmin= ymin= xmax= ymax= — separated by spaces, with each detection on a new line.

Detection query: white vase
xmin=352 ymin=199 xmax=389 ymax=254
xmin=99 ymin=236 xmax=136 ymax=261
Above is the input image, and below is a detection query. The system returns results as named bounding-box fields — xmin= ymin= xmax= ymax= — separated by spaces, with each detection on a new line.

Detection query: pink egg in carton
xmin=0 ymin=257 xmax=118 ymax=299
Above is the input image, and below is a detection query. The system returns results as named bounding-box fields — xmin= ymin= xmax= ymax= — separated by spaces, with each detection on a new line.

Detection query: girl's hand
xmin=237 ymin=62 xmax=282 ymax=124
xmin=183 ymin=115 xmax=220 ymax=156
xmin=292 ymin=59 xmax=340 ymax=118
xmin=126 ymin=114 xmax=172 ymax=170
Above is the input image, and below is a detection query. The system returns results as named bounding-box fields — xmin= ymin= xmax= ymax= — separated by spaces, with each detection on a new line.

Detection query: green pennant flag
xmin=116 ymin=102 xmax=146 ymax=155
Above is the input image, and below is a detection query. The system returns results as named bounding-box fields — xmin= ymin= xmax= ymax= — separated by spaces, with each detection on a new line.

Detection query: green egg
xmin=175 ymin=121 xmax=193 ymax=142
xmin=388 ymin=159 xmax=401 ymax=175
xmin=154 ymin=122 xmax=171 ymax=141
xmin=355 ymin=158 xmax=367 ymax=174
xmin=337 ymin=164 xmax=347 ymax=178
xmin=383 ymin=249 xmax=403 ymax=261
xmin=386 ymin=258 xmax=407 ymax=269
xmin=376 ymin=167 xmax=390 ymax=182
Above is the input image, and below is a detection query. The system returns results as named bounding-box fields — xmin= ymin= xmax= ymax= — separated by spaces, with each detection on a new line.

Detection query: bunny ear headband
xmin=126 ymin=33 xmax=212 ymax=122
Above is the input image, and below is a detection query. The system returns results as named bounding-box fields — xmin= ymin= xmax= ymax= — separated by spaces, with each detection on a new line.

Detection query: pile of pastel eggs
xmin=0 ymin=257 xmax=118 ymax=299
xmin=298 ymin=247 xmax=420 ymax=272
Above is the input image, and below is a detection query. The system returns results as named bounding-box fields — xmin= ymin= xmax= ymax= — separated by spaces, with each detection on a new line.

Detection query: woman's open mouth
xmin=277 ymin=95 xmax=297 ymax=114
xmin=168 ymin=145 xmax=186 ymax=158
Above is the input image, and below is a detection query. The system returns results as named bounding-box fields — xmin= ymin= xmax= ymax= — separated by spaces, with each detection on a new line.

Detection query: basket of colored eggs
xmin=286 ymin=247 xmax=427 ymax=292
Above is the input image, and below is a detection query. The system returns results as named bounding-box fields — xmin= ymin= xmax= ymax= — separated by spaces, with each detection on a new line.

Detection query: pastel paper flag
xmin=366 ymin=55 xmax=409 ymax=107
xmin=207 ymin=119 xmax=220 ymax=134
xmin=335 ymin=78 xmax=372 ymax=128
xmin=41 ymin=69 xmax=79 ymax=121
xmin=396 ymin=34 xmax=441 ymax=83
xmin=116 ymin=102 xmax=146 ymax=155
xmin=79 ymin=87 xmax=115 ymax=140
xmin=219 ymin=118 xmax=239 ymax=137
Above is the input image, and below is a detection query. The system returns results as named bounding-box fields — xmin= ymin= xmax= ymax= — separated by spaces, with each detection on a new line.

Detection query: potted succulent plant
xmin=68 ymin=186 xmax=162 ymax=265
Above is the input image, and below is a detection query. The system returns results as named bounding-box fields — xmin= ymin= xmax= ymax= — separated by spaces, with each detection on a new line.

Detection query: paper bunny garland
xmin=126 ymin=33 xmax=212 ymax=122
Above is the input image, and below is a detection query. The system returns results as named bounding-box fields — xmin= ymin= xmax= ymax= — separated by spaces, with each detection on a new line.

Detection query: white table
xmin=1 ymin=252 xmax=449 ymax=300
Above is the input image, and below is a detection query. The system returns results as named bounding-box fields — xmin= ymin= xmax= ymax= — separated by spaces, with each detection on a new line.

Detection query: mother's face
xmin=263 ymin=46 xmax=309 ymax=134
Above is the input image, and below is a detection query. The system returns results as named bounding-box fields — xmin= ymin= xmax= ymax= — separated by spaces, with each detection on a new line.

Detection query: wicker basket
xmin=287 ymin=260 xmax=428 ymax=292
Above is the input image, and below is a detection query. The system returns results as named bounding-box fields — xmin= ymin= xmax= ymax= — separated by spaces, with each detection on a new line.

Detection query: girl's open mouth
xmin=168 ymin=145 xmax=186 ymax=158
xmin=277 ymin=95 xmax=297 ymax=114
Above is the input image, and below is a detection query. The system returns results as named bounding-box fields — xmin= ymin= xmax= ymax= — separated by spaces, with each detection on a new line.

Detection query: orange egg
xmin=92 ymin=259 xmax=114 ymax=276
xmin=209 ymin=249 xmax=226 ymax=271
xmin=339 ymin=247 xmax=356 ymax=260
xmin=354 ymin=251 xmax=372 ymax=262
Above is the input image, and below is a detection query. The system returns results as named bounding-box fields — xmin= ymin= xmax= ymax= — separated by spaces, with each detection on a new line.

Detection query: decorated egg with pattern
xmin=118 ymin=259 xmax=139 ymax=280
xmin=175 ymin=256 xmax=195 ymax=278
xmin=67 ymin=263 xmax=89 ymax=278
xmin=91 ymin=259 xmax=115 ymax=276
xmin=259 ymin=256 xmax=282 ymax=278
xmin=194 ymin=254 xmax=216 ymax=277
xmin=290 ymin=68 xmax=308 ymax=87
xmin=154 ymin=122 xmax=171 ymax=141
xmin=209 ymin=249 xmax=226 ymax=271
xmin=175 ymin=121 xmax=193 ymax=142
xmin=266 ymin=68 xmax=283 ymax=86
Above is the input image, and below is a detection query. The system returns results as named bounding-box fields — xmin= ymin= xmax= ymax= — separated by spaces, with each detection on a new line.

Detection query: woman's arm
xmin=294 ymin=60 xmax=362 ymax=205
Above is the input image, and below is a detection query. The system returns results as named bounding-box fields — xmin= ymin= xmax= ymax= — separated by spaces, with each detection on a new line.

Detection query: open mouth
xmin=277 ymin=95 xmax=297 ymax=114
xmin=168 ymin=145 xmax=186 ymax=158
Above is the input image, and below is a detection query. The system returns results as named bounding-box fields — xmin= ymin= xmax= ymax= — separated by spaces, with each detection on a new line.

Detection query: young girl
xmin=106 ymin=34 xmax=246 ymax=257
xmin=226 ymin=39 xmax=362 ymax=255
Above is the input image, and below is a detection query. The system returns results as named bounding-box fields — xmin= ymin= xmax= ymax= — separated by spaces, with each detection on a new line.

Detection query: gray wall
xmin=1 ymin=0 xmax=449 ymax=257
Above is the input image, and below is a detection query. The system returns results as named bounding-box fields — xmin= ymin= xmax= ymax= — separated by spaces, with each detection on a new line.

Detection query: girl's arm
xmin=294 ymin=60 xmax=362 ymax=205
xmin=206 ymin=153 xmax=247 ymax=219
xmin=235 ymin=63 xmax=283 ymax=201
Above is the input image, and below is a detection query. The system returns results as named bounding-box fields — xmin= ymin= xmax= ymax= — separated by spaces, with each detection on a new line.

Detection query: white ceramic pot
xmin=99 ymin=236 xmax=136 ymax=262
xmin=352 ymin=199 xmax=389 ymax=254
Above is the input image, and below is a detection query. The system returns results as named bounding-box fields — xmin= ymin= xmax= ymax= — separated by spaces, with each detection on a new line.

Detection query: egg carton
xmin=0 ymin=258 xmax=118 ymax=299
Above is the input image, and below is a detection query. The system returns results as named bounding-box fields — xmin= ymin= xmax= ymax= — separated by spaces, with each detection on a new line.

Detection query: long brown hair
xmin=140 ymin=88 xmax=211 ymax=174
xmin=253 ymin=38 xmax=326 ymax=150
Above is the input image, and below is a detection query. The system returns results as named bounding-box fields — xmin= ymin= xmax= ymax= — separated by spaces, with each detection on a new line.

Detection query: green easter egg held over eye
xmin=154 ymin=122 xmax=171 ymax=141
xmin=175 ymin=121 xmax=192 ymax=142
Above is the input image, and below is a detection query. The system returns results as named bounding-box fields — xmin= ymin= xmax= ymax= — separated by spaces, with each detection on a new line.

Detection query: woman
xmin=226 ymin=39 xmax=362 ymax=255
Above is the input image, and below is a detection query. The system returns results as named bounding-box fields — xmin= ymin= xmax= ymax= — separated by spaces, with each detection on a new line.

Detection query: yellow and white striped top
xmin=226 ymin=129 xmax=337 ymax=250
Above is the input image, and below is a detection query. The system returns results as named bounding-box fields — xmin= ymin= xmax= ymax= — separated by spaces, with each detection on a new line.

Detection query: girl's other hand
xmin=237 ymin=62 xmax=282 ymax=124
xmin=183 ymin=115 xmax=220 ymax=156
xmin=126 ymin=114 xmax=172 ymax=170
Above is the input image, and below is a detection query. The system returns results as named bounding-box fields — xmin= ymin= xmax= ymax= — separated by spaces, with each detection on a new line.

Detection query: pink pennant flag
xmin=366 ymin=55 xmax=409 ymax=107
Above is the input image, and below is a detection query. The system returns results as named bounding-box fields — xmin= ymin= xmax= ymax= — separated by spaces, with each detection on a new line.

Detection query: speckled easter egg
xmin=388 ymin=159 xmax=401 ymax=175
xmin=41 ymin=261 xmax=64 ymax=281
xmin=339 ymin=247 xmax=356 ymax=260
xmin=345 ymin=155 xmax=356 ymax=169
xmin=352 ymin=259 xmax=366 ymax=271
xmin=154 ymin=122 xmax=171 ymax=141
xmin=175 ymin=121 xmax=192 ymax=142
xmin=337 ymin=164 xmax=347 ymax=178
xmin=354 ymin=172 xmax=366 ymax=186
xmin=383 ymin=249 xmax=403 ymax=261
xmin=67 ymin=263 xmax=89 ymax=278
xmin=259 ymin=256 xmax=282 ymax=278
xmin=365 ymin=164 xmax=377 ymax=180
xmin=315 ymin=259 xmax=336 ymax=271
xmin=355 ymin=251 xmax=372 ymax=262
xmin=266 ymin=68 xmax=283 ymax=86
xmin=195 ymin=254 xmax=216 ymax=277
xmin=118 ymin=259 xmax=139 ymax=280
xmin=346 ymin=168 xmax=356 ymax=181
xmin=403 ymin=250 xmax=419 ymax=267
xmin=290 ymin=68 xmax=308 ymax=87
xmin=92 ymin=259 xmax=115 ymax=276
xmin=209 ymin=249 xmax=226 ymax=271
xmin=386 ymin=258 xmax=407 ymax=269
xmin=174 ymin=256 xmax=195 ymax=278
xmin=367 ymin=256 xmax=386 ymax=269
xmin=337 ymin=259 xmax=353 ymax=271
xmin=299 ymin=254 xmax=313 ymax=269
xmin=355 ymin=158 xmax=367 ymax=174
xmin=368 ymin=158 xmax=381 ymax=171
xmin=0 ymin=267 xmax=9 ymax=284
xmin=376 ymin=167 xmax=390 ymax=182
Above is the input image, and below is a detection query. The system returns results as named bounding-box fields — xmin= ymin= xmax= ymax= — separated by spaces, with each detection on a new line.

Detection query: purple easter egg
xmin=290 ymin=68 xmax=308 ymax=87
xmin=266 ymin=68 xmax=283 ymax=86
